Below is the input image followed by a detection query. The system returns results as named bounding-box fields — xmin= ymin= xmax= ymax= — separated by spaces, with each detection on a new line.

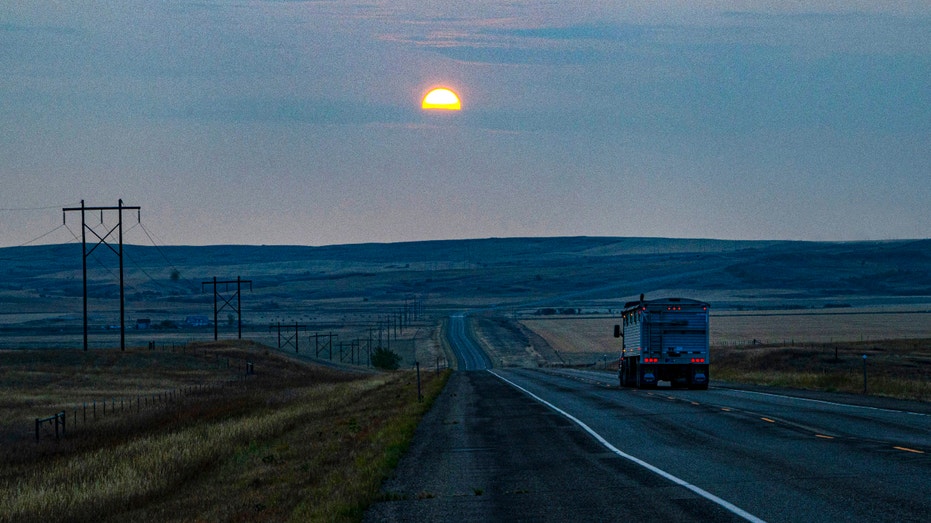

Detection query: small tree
xmin=371 ymin=347 xmax=402 ymax=370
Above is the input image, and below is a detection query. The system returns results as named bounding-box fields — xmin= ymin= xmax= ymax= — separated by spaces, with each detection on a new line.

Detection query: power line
xmin=14 ymin=224 xmax=68 ymax=247
xmin=0 ymin=203 xmax=80 ymax=212
xmin=137 ymin=221 xmax=199 ymax=288
xmin=121 ymin=248 xmax=169 ymax=291
xmin=66 ymin=217 xmax=183 ymax=310
xmin=0 ymin=224 xmax=75 ymax=262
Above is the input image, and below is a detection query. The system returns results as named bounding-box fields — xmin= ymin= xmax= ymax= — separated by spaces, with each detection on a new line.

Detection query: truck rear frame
xmin=614 ymin=297 xmax=710 ymax=389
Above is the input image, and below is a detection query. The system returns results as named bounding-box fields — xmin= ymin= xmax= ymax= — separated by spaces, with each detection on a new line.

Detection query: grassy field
xmin=520 ymin=318 xmax=615 ymax=351
xmin=0 ymin=342 xmax=449 ymax=522
xmin=520 ymin=313 xmax=931 ymax=401
xmin=712 ymin=340 xmax=931 ymax=400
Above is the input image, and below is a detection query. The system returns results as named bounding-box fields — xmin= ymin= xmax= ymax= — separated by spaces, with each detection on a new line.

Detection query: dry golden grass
xmin=0 ymin=342 xmax=449 ymax=522
xmin=713 ymin=340 xmax=931 ymax=401
xmin=711 ymin=309 xmax=931 ymax=345
xmin=519 ymin=318 xmax=616 ymax=355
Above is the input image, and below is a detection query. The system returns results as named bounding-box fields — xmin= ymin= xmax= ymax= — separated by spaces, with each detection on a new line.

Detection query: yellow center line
xmin=894 ymin=446 xmax=925 ymax=454
xmin=761 ymin=417 xmax=776 ymax=423
xmin=691 ymin=402 xmax=700 ymax=406
xmin=721 ymin=407 xmax=732 ymax=412
xmin=815 ymin=434 xmax=834 ymax=439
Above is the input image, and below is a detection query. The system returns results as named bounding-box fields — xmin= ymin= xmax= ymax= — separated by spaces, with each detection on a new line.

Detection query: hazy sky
xmin=2 ymin=1 xmax=929 ymax=247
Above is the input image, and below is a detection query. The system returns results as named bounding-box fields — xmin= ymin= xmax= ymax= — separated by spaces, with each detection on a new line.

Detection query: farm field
xmin=521 ymin=307 xmax=931 ymax=355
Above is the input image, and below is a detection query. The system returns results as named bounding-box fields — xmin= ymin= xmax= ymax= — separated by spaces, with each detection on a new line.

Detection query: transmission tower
xmin=272 ymin=321 xmax=306 ymax=352
xmin=202 ymin=276 xmax=252 ymax=340
xmin=62 ymin=200 xmax=140 ymax=351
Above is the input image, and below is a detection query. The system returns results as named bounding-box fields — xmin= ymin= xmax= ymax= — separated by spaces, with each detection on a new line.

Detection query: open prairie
xmin=0 ymin=341 xmax=448 ymax=522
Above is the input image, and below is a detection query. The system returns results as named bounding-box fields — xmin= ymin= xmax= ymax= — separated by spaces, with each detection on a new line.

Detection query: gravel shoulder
xmin=363 ymin=370 xmax=742 ymax=522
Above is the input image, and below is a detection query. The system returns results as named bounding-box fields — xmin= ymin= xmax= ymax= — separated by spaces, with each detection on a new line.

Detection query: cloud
xmin=493 ymin=23 xmax=650 ymax=42
xmin=384 ymin=21 xmax=657 ymax=66
xmin=177 ymin=98 xmax=417 ymax=126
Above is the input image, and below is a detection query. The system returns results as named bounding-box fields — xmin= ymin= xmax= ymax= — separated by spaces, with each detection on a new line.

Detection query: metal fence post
xmin=862 ymin=354 xmax=868 ymax=394
xmin=416 ymin=362 xmax=422 ymax=403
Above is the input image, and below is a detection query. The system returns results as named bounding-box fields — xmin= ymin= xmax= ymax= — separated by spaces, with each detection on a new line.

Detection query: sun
xmin=421 ymin=87 xmax=461 ymax=111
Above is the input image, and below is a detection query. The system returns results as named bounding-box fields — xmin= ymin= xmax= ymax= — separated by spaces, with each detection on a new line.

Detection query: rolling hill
xmin=1 ymin=237 xmax=929 ymax=349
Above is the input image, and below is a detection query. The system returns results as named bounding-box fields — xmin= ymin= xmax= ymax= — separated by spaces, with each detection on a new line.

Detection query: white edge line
xmin=557 ymin=369 xmax=929 ymax=418
xmin=489 ymin=369 xmax=768 ymax=523
xmin=725 ymin=389 xmax=930 ymax=417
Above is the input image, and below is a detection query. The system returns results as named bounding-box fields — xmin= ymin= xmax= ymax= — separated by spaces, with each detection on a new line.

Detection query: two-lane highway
xmin=447 ymin=313 xmax=492 ymax=370
xmin=368 ymin=315 xmax=931 ymax=522
xmin=496 ymin=367 xmax=931 ymax=522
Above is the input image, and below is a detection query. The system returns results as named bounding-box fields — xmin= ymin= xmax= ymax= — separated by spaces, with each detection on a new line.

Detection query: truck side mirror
xmin=613 ymin=324 xmax=622 ymax=338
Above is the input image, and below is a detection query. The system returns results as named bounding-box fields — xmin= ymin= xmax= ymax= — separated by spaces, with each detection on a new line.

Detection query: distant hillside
xmin=1 ymin=237 xmax=929 ymax=316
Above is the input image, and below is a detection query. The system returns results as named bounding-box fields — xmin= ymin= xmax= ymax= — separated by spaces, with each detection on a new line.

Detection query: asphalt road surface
xmin=366 ymin=316 xmax=931 ymax=522
xmin=446 ymin=313 xmax=492 ymax=370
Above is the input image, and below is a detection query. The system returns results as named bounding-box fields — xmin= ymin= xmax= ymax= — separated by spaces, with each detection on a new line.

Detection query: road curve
xmin=447 ymin=313 xmax=492 ymax=370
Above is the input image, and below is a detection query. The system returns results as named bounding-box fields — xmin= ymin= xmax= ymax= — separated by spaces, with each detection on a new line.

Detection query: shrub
xmin=371 ymin=347 xmax=402 ymax=370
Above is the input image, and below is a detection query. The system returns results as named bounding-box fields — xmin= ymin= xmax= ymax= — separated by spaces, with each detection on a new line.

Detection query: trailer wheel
xmin=688 ymin=367 xmax=710 ymax=390
xmin=635 ymin=363 xmax=655 ymax=389
xmin=619 ymin=359 xmax=631 ymax=387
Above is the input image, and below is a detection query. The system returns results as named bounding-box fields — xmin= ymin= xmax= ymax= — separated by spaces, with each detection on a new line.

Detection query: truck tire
xmin=688 ymin=368 xmax=710 ymax=390
xmin=687 ymin=374 xmax=709 ymax=390
xmin=635 ymin=363 xmax=655 ymax=389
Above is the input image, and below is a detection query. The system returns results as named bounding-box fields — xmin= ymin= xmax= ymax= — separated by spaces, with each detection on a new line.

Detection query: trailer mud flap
xmin=640 ymin=366 xmax=657 ymax=385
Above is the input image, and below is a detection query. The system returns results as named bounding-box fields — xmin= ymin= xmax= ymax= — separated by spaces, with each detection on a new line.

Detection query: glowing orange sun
xmin=421 ymin=87 xmax=461 ymax=110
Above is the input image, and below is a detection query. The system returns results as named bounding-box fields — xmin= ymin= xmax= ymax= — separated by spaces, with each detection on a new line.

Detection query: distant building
xmin=135 ymin=318 xmax=151 ymax=330
xmin=185 ymin=315 xmax=210 ymax=327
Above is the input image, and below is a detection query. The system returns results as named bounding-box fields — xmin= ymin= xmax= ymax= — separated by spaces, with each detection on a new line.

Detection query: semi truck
xmin=614 ymin=296 xmax=710 ymax=389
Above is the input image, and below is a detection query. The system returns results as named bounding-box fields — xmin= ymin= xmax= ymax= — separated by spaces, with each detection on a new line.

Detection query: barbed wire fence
xmin=33 ymin=346 xmax=257 ymax=442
